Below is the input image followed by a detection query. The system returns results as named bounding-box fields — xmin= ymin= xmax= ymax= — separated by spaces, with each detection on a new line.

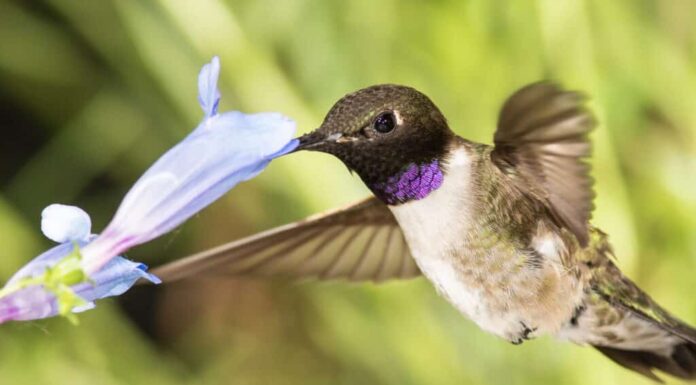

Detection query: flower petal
xmin=271 ymin=138 xmax=300 ymax=159
xmin=77 ymin=57 xmax=296 ymax=273
xmin=73 ymin=257 xmax=160 ymax=303
xmin=41 ymin=204 xmax=91 ymax=243
xmin=0 ymin=285 xmax=56 ymax=322
xmin=0 ymin=243 xmax=159 ymax=323
xmin=5 ymin=241 xmax=81 ymax=287
xmin=197 ymin=56 xmax=221 ymax=118
xmin=91 ymin=111 xmax=296 ymax=263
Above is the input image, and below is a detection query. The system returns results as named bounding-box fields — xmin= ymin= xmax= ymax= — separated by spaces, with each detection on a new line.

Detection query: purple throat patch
xmin=370 ymin=160 xmax=444 ymax=205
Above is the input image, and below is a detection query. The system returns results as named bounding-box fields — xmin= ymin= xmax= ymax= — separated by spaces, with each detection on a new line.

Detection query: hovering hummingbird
xmin=153 ymin=83 xmax=696 ymax=381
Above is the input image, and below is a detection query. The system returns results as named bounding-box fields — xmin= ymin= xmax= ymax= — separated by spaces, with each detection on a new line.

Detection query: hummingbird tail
xmin=594 ymin=341 xmax=696 ymax=382
xmin=564 ymin=231 xmax=696 ymax=381
xmin=571 ymin=277 xmax=696 ymax=382
xmin=578 ymin=280 xmax=696 ymax=382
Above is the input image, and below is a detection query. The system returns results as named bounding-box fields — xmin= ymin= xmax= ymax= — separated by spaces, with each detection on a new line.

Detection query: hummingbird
xmin=153 ymin=83 xmax=696 ymax=381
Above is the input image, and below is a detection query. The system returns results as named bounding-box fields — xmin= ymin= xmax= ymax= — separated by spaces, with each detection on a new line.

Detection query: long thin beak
xmin=292 ymin=130 xmax=341 ymax=152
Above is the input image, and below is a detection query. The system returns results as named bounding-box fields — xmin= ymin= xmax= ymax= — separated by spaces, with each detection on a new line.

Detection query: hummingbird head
xmin=297 ymin=84 xmax=455 ymax=205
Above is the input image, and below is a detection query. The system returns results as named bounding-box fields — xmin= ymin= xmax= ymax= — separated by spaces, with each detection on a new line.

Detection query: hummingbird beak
xmin=293 ymin=131 xmax=342 ymax=152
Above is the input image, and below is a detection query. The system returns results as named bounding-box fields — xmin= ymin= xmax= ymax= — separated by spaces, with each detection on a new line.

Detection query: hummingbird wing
xmin=492 ymin=82 xmax=595 ymax=246
xmin=151 ymin=197 xmax=420 ymax=283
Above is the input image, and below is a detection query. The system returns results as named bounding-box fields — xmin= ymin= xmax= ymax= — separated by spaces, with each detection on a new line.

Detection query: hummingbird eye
xmin=373 ymin=112 xmax=396 ymax=133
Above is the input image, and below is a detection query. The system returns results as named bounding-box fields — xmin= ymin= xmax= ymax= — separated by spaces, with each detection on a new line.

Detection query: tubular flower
xmin=0 ymin=57 xmax=297 ymax=324
xmin=0 ymin=205 xmax=160 ymax=323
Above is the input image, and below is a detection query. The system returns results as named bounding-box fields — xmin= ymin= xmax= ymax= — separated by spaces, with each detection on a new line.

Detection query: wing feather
xmin=492 ymin=82 xmax=596 ymax=246
xmin=151 ymin=197 xmax=420 ymax=283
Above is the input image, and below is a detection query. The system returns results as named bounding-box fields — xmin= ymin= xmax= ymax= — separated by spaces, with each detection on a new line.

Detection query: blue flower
xmin=0 ymin=245 xmax=160 ymax=322
xmin=0 ymin=56 xmax=297 ymax=324
xmin=81 ymin=56 xmax=298 ymax=273
xmin=0 ymin=205 xmax=159 ymax=323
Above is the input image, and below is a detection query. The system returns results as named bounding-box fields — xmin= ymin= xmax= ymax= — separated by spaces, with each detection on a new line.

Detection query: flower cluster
xmin=0 ymin=57 xmax=297 ymax=324
xmin=0 ymin=205 xmax=160 ymax=323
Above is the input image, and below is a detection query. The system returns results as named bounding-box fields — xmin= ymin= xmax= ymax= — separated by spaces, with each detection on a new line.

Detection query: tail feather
xmin=580 ymin=290 xmax=696 ymax=382
xmin=574 ymin=229 xmax=696 ymax=381
xmin=596 ymin=342 xmax=696 ymax=382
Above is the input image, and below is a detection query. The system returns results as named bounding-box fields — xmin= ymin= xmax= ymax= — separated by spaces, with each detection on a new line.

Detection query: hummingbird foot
xmin=510 ymin=321 xmax=538 ymax=345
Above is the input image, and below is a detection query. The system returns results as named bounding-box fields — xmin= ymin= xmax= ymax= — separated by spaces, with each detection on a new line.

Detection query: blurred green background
xmin=0 ymin=0 xmax=695 ymax=384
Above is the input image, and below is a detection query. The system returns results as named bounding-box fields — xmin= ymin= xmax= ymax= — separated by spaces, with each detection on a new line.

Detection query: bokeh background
xmin=1 ymin=1 xmax=695 ymax=384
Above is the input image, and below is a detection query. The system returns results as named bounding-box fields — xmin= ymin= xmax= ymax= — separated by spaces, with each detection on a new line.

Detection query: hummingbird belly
xmin=411 ymin=243 xmax=582 ymax=343
xmin=389 ymin=149 xmax=584 ymax=342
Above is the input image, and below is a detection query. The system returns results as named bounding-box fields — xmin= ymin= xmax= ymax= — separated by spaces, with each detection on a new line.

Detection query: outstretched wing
xmin=151 ymin=197 xmax=420 ymax=283
xmin=492 ymin=82 xmax=596 ymax=246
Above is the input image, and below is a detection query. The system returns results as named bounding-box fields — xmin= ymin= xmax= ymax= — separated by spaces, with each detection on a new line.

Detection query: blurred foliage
xmin=0 ymin=0 xmax=695 ymax=384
